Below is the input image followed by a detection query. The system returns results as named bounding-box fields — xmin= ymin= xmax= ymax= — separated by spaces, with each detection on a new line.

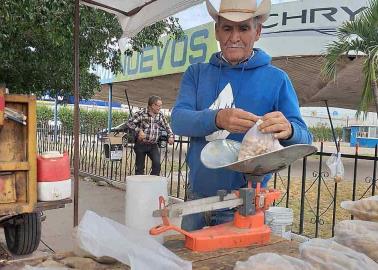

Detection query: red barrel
xmin=37 ymin=152 xmax=70 ymax=182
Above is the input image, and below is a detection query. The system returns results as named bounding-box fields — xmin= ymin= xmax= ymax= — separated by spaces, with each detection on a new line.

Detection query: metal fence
xmin=37 ymin=124 xmax=378 ymax=239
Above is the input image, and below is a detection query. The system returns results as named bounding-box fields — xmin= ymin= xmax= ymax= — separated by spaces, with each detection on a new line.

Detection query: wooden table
xmin=163 ymin=234 xmax=300 ymax=270
xmin=3 ymin=234 xmax=300 ymax=269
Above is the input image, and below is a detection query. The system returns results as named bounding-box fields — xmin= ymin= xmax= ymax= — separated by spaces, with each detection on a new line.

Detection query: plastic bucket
xmin=265 ymin=207 xmax=293 ymax=240
xmin=125 ymin=175 xmax=168 ymax=243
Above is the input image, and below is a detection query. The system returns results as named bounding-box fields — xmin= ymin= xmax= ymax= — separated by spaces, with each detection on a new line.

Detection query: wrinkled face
xmin=150 ymin=99 xmax=162 ymax=114
xmin=215 ymin=17 xmax=262 ymax=65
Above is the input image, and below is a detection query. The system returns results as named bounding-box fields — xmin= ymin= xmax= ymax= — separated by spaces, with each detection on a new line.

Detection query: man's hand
xmin=138 ymin=130 xmax=146 ymax=141
xmin=168 ymin=137 xmax=174 ymax=145
xmin=216 ymin=108 xmax=259 ymax=133
xmin=259 ymin=112 xmax=292 ymax=140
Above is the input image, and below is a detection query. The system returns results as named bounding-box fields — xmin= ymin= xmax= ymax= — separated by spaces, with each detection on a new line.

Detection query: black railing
xmin=37 ymin=124 xmax=378 ymax=239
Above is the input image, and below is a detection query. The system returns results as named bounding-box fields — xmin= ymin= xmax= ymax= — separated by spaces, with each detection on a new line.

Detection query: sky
xmin=175 ymin=0 xmax=298 ymax=30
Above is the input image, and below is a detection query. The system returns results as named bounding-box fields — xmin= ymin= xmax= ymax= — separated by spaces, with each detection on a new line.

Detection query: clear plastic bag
xmin=234 ymin=253 xmax=314 ymax=270
xmin=238 ymin=120 xmax=283 ymax=161
xmin=326 ymin=152 xmax=344 ymax=182
xmin=340 ymin=195 xmax=378 ymax=221
xmin=75 ymin=211 xmax=191 ymax=270
xmin=334 ymin=220 xmax=378 ymax=262
xmin=299 ymin=238 xmax=378 ymax=270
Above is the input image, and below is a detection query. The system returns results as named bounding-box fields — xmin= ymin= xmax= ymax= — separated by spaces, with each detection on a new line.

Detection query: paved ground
xmin=284 ymin=142 xmax=377 ymax=182
xmin=0 ymin=179 xmax=126 ymax=260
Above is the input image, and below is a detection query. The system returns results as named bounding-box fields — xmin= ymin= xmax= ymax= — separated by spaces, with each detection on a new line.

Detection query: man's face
xmin=150 ymin=99 xmax=162 ymax=114
xmin=215 ymin=17 xmax=262 ymax=65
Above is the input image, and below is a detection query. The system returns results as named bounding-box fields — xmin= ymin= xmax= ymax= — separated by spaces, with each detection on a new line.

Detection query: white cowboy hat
xmin=206 ymin=0 xmax=271 ymax=23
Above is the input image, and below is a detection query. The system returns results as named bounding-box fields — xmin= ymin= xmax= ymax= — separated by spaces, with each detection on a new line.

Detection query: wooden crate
xmin=0 ymin=173 xmax=17 ymax=204
xmin=0 ymin=92 xmax=37 ymax=215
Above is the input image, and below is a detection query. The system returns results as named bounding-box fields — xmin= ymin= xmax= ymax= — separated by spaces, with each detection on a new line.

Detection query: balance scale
xmin=150 ymin=140 xmax=317 ymax=252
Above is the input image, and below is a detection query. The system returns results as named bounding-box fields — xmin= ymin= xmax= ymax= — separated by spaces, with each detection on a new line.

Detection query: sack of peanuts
xmin=238 ymin=119 xmax=283 ymax=161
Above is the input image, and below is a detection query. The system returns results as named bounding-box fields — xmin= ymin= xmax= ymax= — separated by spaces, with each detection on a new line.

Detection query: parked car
xmin=96 ymin=123 xmax=127 ymax=142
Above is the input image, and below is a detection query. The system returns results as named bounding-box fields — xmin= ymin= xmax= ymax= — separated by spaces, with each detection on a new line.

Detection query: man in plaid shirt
xmin=127 ymin=95 xmax=174 ymax=175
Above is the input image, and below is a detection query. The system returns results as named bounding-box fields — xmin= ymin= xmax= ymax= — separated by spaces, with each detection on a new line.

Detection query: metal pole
xmin=324 ymin=100 xmax=340 ymax=152
xmin=108 ymin=83 xmax=113 ymax=133
xmin=54 ymin=95 xmax=58 ymax=145
xmin=73 ymin=0 xmax=80 ymax=227
xmin=299 ymin=157 xmax=307 ymax=234
xmin=124 ymin=88 xmax=133 ymax=117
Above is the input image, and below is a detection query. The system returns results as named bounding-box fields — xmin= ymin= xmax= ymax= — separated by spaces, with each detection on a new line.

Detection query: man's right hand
xmin=215 ymin=108 xmax=259 ymax=133
xmin=138 ymin=130 xmax=146 ymax=141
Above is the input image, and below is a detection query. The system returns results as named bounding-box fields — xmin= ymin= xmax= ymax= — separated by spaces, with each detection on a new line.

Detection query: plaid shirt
xmin=126 ymin=108 xmax=173 ymax=143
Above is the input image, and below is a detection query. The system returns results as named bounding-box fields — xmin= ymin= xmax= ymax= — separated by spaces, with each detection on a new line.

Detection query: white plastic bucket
xmin=37 ymin=179 xmax=71 ymax=201
xmin=265 ymin=207 xmax=293 ymax=240
xmin=125 ymin=175 xmax=168 ymax=243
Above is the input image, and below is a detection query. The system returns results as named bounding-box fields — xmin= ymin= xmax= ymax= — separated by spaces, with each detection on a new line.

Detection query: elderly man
xmin=171 ymin=0 xmax=312 ymax=231
xmin=127 ymin=95 xmax=174 ymax=175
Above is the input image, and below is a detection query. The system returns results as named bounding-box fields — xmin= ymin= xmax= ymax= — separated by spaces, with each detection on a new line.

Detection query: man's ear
xmin=255 ymin=23 xmax=262 ymax=41
xmin=215 ymin=23 xmax=220 ymax=42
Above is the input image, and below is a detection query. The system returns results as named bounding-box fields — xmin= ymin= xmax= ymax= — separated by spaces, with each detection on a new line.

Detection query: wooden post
xmin=0 ymin=86 xmax=5 ymax=128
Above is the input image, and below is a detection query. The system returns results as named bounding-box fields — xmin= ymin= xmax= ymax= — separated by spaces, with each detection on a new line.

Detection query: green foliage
xmin=322 ymin=0 xmax=378 ymax=115
xmin=125 ymin=17 xmax=183 ymax=56
xmin=36 ymin=105 xmax=129 ymax=132
xmin=36 ymin=105 xmax=53 ymax=123
xmin=0 ymin=0 xmax=183 ymax=99
xmin=78 ymin=109 xmax=128 ymax=132
xmin=58 ymin=106 xmax=74 ymax=131
xmin=310 ymin=126 xmax=343 ymax=142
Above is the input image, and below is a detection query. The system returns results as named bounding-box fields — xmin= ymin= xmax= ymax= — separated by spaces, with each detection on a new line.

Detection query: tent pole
xmin=124 ymin=88 xmax=133 ymax=117
xmin=324 ymin=100 xmax=340 ymax=153
xmin=54 ymin=95 xmax=58 ymax=146
xmin=73 ymin=0 xmax=80 ymax=227
xmin=108 ymin=83 xmax=113 ymax=133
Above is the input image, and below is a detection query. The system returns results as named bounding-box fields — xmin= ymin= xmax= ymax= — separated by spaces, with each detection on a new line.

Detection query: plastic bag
xmin=326 ymin=152 xmax=344 ymax=182
xmin=75 ymin=211 xmax=191 ymax=270
xmin=234 ymin=253 xmax=314 ymax=270
xmin=340 ymin=195 xmax=378 ymax=221
xmin=238 ymin=120 xmax=283 ymax=161
xmin=334 ymin=220 xmax=378 ymax=262
xmin=299 ymin=238 xmax=378 ymax=270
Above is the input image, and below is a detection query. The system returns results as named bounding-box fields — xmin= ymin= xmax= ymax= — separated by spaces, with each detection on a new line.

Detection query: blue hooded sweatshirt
xmin=171 ymin=49 xmax=312 ymax=197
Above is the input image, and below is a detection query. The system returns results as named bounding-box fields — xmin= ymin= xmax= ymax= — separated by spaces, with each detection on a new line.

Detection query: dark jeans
xmin=134 ymin=142 xmax=160 ymax=175
xmin=181 ymin=188 xmax=235 ymax=231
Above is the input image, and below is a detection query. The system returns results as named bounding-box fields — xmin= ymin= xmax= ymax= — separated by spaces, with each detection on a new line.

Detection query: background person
xmin=127 ymin=95 xmax=174 ymax=175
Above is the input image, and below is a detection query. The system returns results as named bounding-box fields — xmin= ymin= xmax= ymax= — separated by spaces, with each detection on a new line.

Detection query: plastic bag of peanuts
xmin=238 ymin=119 xmax=283 ymax=161
xmin=326 ymin=152 xmax=344 ymax=183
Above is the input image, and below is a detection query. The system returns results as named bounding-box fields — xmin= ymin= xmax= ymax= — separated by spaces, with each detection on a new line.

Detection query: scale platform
xmin=201 ymin=139 xmax=317 ymax=176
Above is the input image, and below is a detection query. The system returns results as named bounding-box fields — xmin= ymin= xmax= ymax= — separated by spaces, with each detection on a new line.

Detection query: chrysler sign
xmin=259 ymin=0 xmax=368 ymax=56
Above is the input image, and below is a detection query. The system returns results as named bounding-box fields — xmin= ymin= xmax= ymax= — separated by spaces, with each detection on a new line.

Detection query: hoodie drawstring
xmin=231 ymin=62 xmax=246 ymax=108
xmin=215 ymin=58 xmax=223 ymax=104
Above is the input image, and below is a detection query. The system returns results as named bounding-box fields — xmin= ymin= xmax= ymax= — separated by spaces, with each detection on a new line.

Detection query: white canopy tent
xmin=81 ymin=0 xmax=204 ymax=37
xmin=72 ymin=0 xmax=205 ymax=225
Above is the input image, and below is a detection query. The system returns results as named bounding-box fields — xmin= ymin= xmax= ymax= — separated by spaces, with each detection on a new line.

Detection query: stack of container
xmin=37 ymin=151 xmax=71 ymax=201
xmin=265 ymin=207 xmax=294 ymax=240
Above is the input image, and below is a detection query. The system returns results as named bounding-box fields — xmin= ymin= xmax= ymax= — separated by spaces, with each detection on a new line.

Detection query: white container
xmin=37 ymin=179 xmax=71 ymax=201
xmin=265 ymin=207 xmax=293 ymax=240
xmin=125 ymin=175 xmax=168 ymax=243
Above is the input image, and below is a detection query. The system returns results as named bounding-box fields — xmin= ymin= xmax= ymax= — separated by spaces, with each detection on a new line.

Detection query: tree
xmin=0 ymin=0 xmax=183 ymax=99
xmin=322 ymin=0 xmax=378 ymax=117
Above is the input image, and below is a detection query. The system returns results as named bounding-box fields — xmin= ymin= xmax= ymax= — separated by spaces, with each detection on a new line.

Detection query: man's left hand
xmin=259 ymin=112 xmax=292 ymax=140
xmin=168 ymin=137 xmax=175 ymax=145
